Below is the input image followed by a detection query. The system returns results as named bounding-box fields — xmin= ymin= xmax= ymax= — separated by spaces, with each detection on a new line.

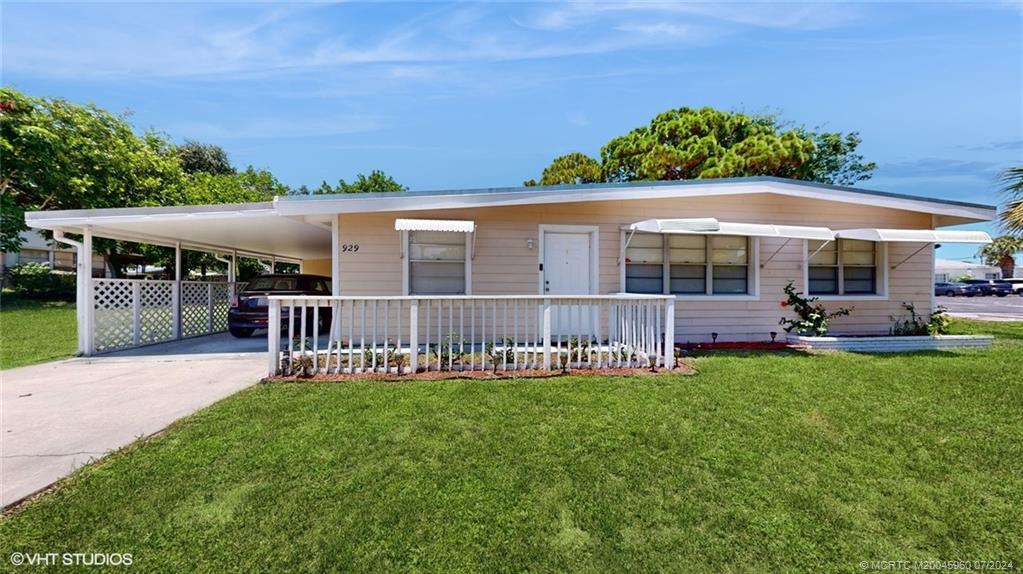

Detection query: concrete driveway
xmin=939 ymin=294 xmax=1023 ymax=321
xmin=1 ymin=333 xmax=269 ymax=508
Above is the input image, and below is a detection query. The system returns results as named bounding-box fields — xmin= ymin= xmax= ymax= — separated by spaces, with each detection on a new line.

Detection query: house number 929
xmin=341 ymin=244 xmax=360 ymax=253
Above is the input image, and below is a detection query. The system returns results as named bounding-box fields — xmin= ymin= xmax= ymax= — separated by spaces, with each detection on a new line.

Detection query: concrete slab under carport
xmin=0 ymin=332 xmax=277 ymax=508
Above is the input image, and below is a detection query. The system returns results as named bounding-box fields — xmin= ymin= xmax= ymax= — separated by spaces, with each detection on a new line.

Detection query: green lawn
xmin=1 ymin=321 xmax=1021 ymax=572
xmin=0 ymin=294 xmax=77 ymax=369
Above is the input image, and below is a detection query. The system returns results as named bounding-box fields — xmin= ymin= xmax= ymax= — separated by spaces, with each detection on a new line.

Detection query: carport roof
xmin=25 ymin=177 xmax=997 ymax=259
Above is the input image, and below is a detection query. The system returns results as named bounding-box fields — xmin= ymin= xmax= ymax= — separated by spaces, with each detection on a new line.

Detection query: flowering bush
xmin=890 ymin=303 xmax=950 ymax=336
xmin=778 ymin=281 xmax=853 ymax=336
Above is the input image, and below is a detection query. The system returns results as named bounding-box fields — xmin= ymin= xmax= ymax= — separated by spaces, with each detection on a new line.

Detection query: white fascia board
xmin=835 ymin=228 xmax=993 ymax=243
xmin=24 ymin=202 xmax=277 ymax=229
xmin=275 ymin=181 xmax=996 ymax=222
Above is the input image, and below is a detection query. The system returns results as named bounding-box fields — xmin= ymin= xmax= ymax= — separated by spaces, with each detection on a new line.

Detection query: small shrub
xmin=890 ymin=303 xmax=950 ymax=336
xmin=5 ymin=262 xmax=75 ymax=298
xmin=778 ymin=281 xmax=854 ymax=337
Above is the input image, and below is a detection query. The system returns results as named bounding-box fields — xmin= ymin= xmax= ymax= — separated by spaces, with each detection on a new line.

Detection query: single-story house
xmin=934 ymin=258 xmax=1002 ymax=282
xmin=25 ymin=176 xmax=995 ymax=374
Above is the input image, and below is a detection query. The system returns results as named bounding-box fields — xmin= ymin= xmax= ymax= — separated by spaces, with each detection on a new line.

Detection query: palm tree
xmin=979 ymin=235 xmax=1023 ymax=279
xmin=1001 ymin=166 xmax=1023 ymax=234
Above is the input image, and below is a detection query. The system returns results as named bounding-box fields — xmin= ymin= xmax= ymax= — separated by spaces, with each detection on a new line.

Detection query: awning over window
xmin=625 ymin=218 xmax=835 ymax=241
xmin=394 ymin=219 xmax=476 ymax=233
xmin=834 ymin=228 xmax=992 ymax=243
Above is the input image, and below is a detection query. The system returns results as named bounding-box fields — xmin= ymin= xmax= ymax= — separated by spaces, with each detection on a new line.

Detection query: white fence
xmin=268 ymin=295 xmax=676 ymax=376
xmin=92 ymin=278 xmax=239 ymax=352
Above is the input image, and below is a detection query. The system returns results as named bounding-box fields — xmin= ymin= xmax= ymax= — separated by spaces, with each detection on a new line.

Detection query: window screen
xmin=409 ymin=231 xmax=467 ymax=295
xmin=808 ymin=239 xmax=877 ymax=295
xmin=625 ymin=233 xmax=663 ymax=294
xmin=625 ymin=233 xmax=751 ymax=295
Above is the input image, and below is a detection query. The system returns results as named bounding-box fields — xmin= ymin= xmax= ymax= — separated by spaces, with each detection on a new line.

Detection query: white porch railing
xmin=268 ymin=295 xmax=676 ymax=377
xmin=91 ymin=278 xmax=240 ymax=353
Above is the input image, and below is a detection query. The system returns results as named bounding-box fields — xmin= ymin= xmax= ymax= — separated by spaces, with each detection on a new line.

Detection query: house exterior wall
xmin=336 ymin=193 xmax=936 ymax=341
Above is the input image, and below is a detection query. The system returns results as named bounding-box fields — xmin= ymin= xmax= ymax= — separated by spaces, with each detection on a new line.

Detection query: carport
xmin=26 ymin=202 xmax=340 ymax=355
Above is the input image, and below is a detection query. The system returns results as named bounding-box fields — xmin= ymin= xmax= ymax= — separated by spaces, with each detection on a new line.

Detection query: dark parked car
xmin=228 ymin=274 xmax=332 ymax=337
xmin=959 ymin=279 xmax=1013 ymax=297
xmin=934 ymin=282 xmax=977 ymax=297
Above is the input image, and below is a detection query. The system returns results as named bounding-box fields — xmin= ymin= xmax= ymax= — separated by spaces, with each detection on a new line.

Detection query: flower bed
xmin=786 ymin=334 xmax=993 ymax=352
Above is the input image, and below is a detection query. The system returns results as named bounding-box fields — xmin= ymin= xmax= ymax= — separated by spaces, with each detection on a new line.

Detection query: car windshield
xmin=245 ymin=277 xmax=298 ymax=291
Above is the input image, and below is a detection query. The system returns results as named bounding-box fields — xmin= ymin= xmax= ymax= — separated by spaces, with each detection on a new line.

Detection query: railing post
xmin=542 ymin=298 xmax=552 ymax=370
xmin=409 ymin=299 xmax=419 ymax=374
xmin=207 ymin=283 xmax=214 ymax=335
xmin=663 ymin=297 xmax=676 ymax=368
xmin=171 ymin=281 xmax=181 ymax=340
xmin=132 ymin=281 xmax=141 ymax=346
xmin=267 ymin=299 xmax=281 ymax=376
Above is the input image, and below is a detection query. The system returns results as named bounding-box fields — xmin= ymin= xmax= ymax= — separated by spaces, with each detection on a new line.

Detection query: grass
xmin=0 ymin=294 xmax=77 ymax=369
xmin=1 ymin=321 xmax=1021 ymax=572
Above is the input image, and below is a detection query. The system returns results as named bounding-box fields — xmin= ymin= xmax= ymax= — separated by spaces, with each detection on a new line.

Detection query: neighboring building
xmin=1 ymin=230 xmax=107 ymax=277
xmin=26 ymin=176 xmax=997 ymax=356
xmin=934 ymin=258 xmax=1002 ymax=282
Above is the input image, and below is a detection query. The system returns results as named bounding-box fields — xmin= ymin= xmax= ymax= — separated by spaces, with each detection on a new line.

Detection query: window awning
xmin=834 ymin=228 xmax=993 ymax=243
xmin=625 ymin=218 xmax=835 ymax=241
xmin=394 ymin=219 xmax=476 ymax=233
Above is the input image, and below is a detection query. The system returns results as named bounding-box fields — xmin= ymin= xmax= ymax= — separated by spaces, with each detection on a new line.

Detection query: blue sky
xmin=3 ymin=1 xmax=1021 ymax=260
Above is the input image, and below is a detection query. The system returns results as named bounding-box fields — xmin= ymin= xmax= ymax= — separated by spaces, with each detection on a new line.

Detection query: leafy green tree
xmin=524 ymin=152 xmax=602 ymax=186
xmin=527 ymin=106 xmax=875 ymax=188
xmin=1000 ymin=166 xmax=1023 ymax=235
xmin=978 ymin=235 xmax=1023 ymax=279
xmin=176 ymin=140 xmax=235 ymax=176
xmin=299 ymin=170 xmax=407 ymax=195
xmin=0 ymin=88 xmax=186 ymax=253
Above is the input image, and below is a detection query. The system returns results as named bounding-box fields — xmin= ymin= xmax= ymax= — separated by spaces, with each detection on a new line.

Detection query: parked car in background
xmin=1002 ymin=278 xmax=1023 ymax=295
xmin=959 ymin=279 xmax=1014 ymax=297
xmin=228 ymin=274 xmax=332 ymax=337
xmin=934 ymin=282 xmax=978 ymax=297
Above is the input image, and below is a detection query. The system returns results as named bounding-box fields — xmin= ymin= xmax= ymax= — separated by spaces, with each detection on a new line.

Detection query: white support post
xmin=409 ymin=299 xmax=419 ymax=373
xmin=331 ymin=214 xmax=341 ymax=296
xmin=542 ymin=298 xmax=552 ymax=370
xmin=54 ymin=231 xmax=89 ymax=355
xmin=132 ymin=282 xmax=142 ymax=346
xmin=173 ymin=242 xmax=182 ymax=339
xmin=82 ymin=228 xmax=95 ymax=356
xmin=267 ymin=299 xmax=281 ymax=376
xmin=271 ymin=256 xmax=276 ymax=273
xmin=230 ymin=251 xmax=237 ymax=283
xmin=207 ymin=282 xmax=214 ymax=334
xmin=664 ymin=297 xmax=676 ymax=368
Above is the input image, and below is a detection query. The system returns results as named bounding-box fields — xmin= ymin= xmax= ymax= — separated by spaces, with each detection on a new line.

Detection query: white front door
xmin=542 ymin=230 xmax=594 ymax=336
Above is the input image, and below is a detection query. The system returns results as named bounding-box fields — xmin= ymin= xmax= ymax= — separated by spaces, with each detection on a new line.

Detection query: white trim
xmin=802 ymin=239 xmax=889 ymax=300
xmin=394 ymin=218 xmax=475 ymax=233
xmin=331 ymin=214 xmax=341 ymax=296
xmin=538 ymin=224 xmax=600 ymax=295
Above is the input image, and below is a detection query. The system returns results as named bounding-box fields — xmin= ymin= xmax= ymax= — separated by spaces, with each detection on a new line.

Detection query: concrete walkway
xmin=1 ymin=334 xmax=266 ymax=508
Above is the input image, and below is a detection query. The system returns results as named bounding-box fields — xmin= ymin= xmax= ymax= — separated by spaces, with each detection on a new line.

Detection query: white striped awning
xmin=394 ymin=218 xmax=476 ymax=233
xmin=625 ymin=218 xmax=835 ymax=241
xmin=834 ymin=228 xmax=992 ymax=243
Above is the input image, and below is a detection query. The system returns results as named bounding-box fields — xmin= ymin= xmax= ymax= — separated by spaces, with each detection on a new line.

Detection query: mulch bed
xmin=265 ymin=363 xmax=697 ymax=383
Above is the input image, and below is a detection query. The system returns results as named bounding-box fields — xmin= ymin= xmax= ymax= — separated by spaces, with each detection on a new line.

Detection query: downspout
xmin=52 ymin=230 xmax=88 ymax=355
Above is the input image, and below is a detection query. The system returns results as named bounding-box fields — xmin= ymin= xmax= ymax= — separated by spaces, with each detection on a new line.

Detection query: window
xmin=407 ymin=231 xmax=468 ymax=295
xmin=624 ymin=233 xmax=754 ymax=296
xmin=808 ymin=239 xmax=878 ymax=295
xmin=984 ymin=272 xmax=1000 ymax=280
xmin=53 ymin=251 xmax=75 ymax=270
xmin=18 ymin=249 xmax=49 ymax=265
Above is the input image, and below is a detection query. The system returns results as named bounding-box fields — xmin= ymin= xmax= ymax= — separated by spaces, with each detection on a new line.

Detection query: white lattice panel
xmin=210 ymin=283 xmax=231 ymax=333
xmin=138 ymin=282 xmax=175 ymax=344
xmin=93 ymin=279 xmax=134 ymax=352
xmin=180 ymin=282 xmax=211 ymax=338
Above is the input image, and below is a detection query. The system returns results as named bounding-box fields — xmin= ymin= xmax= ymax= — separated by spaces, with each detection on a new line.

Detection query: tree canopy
xmin=526 ymin=106 xmax=875 ymax=188
xmin=177 ymin=140 xmax=235 ymax=176
xmin=1001 ymin=166 xmax=1023 ymax=235
xmin=979 ymin=235 xmax=1023 ymax=279
xmin=297 ymin=170 xmax=408 ymax=195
